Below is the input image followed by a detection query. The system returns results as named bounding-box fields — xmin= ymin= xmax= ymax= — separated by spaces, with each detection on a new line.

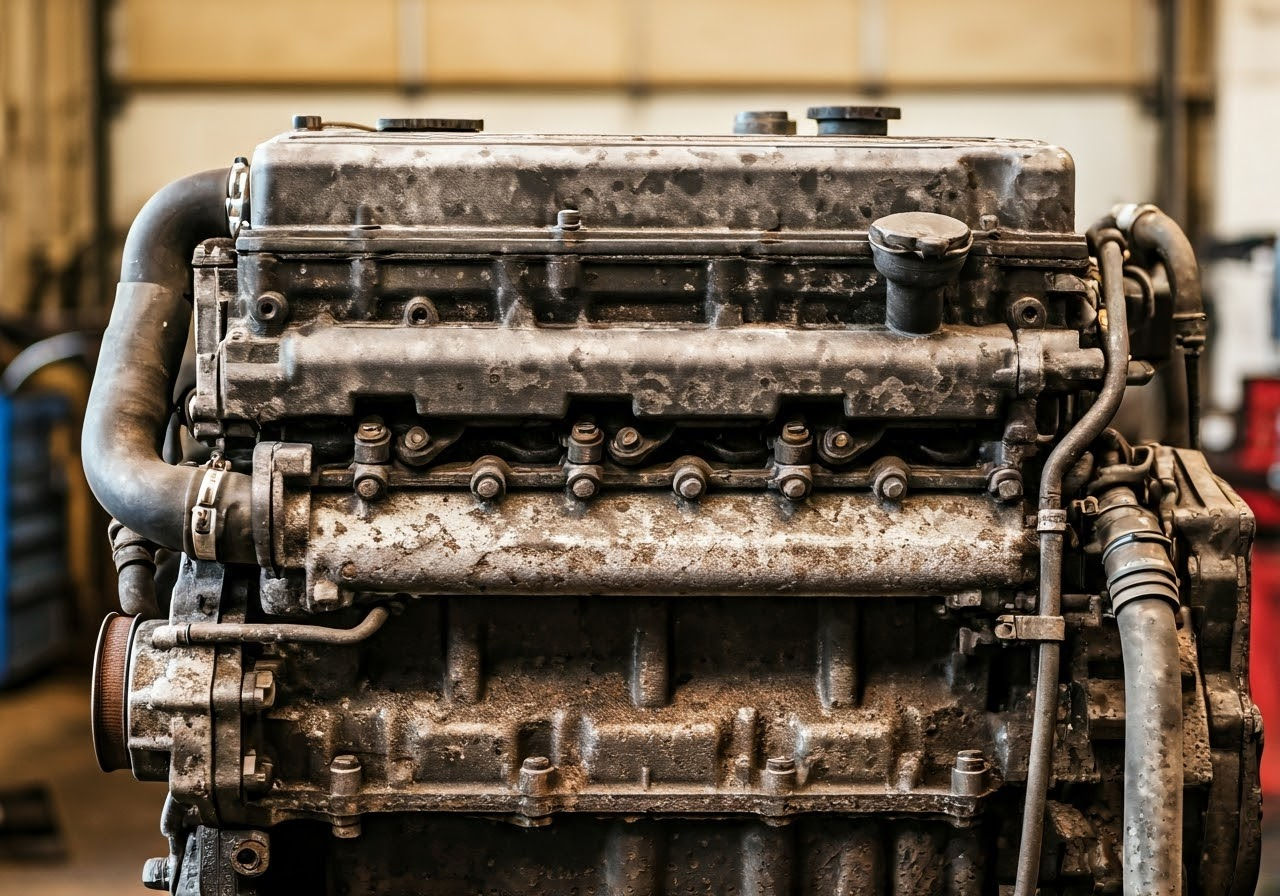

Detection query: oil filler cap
xmin=869 ymin=211 xmax=972 ymax=335
xmin=807 ymin=105 xmax=900 ymax=136
xmin=869 ymin=211 xmax=972 ymax=260
xmin=376 ymin=118 xmax=483 ymax=133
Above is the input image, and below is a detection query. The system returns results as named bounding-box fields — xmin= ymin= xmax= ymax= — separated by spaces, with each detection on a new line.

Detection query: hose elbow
xmin=83 ymin=167 xmax=255 ymax=563
xmin=1114 ymin=203 xmax=1205 ymax=354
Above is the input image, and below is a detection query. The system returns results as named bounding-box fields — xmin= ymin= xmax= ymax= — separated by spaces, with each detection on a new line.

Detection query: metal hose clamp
xmin=190 ymin=456 xmax=231 ymax=560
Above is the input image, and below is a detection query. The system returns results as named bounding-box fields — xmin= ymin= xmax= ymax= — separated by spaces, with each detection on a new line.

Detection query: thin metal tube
xmin=1014 ymin=237 xmax=1131 ymax=896
xmin=152 ymin=607 xmax=390 ymax=649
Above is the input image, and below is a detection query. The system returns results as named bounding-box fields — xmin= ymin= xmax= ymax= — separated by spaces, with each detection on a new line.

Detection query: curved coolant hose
xmin=1117 ymin=204 xmax=1206 ymax=449
xmin=1013 ymin=237 xmax=1131 ymax=896
xmin=81 ymin=169 xmax=255 ymax=562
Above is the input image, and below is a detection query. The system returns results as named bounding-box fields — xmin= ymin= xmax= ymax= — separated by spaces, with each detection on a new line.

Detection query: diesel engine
xmin=85 ymin=108 xmax=1262 ymax=895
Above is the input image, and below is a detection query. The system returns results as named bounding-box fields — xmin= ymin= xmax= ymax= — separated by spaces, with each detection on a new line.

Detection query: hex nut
xmin=673 ymin=465 xmax=707 ymax=500
xmin=779 ymin=474 xmax=810 ymax=501
xmin=871 ymin=457 xmax=910 ymax=502
xmin=471 ymin=466 xmax=506 ymax=501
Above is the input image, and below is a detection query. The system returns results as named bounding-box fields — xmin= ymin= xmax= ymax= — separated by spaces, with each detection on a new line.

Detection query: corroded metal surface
xmin=87 ymin=120 xmax=1261 ymax=895
xmin=298 ymin=490 xmax=1036 ymax=597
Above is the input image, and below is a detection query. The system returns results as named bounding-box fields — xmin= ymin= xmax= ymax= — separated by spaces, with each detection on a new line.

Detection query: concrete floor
xmin=0 ymin=670 xmax=1278 ymax=895
xmin=0 ymin=672 xmax=167 ymax=896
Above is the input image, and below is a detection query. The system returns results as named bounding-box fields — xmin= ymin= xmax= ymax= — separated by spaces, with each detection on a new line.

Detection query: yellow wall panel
xmin=883 ymin=0 xmax=1145 ymax=86
xmin=643 ymin=0 xmax=859 ymax=85
xmin=118 ymin=0 xmax=401 ymax=84
xmin=425 ymin=0 xmax=630 ymax=85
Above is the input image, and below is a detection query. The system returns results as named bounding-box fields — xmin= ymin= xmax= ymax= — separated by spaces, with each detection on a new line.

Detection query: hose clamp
xmin=190 ymin=457 xmax=231 ymax=561
xmin=1036 ymin=509 xmax=1068 ymax=533
xmin=226 ymin=157 xmax=250 ymax=238
xmin=1112 ymin=202 xmax=1158 ymax=233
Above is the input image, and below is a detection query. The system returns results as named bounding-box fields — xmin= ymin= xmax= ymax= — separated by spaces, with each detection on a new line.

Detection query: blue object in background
xmin=0 ymin=393 xmax=72 ymax=686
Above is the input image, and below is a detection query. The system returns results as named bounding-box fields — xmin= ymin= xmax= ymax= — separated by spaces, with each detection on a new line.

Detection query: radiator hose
xmin=1094 ymin=483 xmax=1183 ymax=896
xmin=81 ymin=168 xmax=255 ymax=563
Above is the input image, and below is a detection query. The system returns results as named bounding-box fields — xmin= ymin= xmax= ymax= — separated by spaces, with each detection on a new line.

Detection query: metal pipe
xmin=81 ymin=169 xmax=255 ymax=562
xmin=1014 ymin=236 xmax=1131 ymax=896
xmin=1094 ymin=485 xmax=1182 ymax=896
xmin=151 ymin=606 xmax=390 ymax=650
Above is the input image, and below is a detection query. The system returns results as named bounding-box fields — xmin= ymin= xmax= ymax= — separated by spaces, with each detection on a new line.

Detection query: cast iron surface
xmin=85 ymin=120 xmax=1261 ymax=895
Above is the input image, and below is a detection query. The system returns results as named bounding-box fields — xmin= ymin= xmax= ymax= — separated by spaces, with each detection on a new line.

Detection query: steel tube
xmin=1014 ymin=236 xmax=1131 ymax=896
xmin=152 ymin=607 xmax=390 ymax=649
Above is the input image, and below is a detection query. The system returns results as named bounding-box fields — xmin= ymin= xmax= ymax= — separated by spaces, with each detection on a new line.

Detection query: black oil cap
xmin=733 ymin=111 xmax=797 ymax=136
xmin=376 ymin=118 xmax=483 ymax=133
xmin=807 ymin=106 xmax=901 ymax=136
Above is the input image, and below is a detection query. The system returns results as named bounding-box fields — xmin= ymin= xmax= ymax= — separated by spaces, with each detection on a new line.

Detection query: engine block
xmin=85 ymin=110 xmax=1261 ymax=895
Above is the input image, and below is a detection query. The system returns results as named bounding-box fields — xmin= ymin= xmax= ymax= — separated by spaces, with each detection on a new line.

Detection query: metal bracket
xmin=995 ymin=614 xmax=1066 ymax=642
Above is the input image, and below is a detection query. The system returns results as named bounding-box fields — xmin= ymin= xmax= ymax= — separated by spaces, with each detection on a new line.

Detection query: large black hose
xmin=1013 ymin=236 xmax=1131 ymax=896
xmin=82 ymin=169 xmax=254 ymax=563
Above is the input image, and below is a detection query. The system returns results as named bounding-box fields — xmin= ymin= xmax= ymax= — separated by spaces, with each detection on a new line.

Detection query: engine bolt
xmin=997 ymin=478 xmax=1023 ymax=502
xmin=519 ymin=755 xmax=555 ymax=796
xmin=473 ymin=474 xmax=503 ymax=500
xmin=357 ymin=419 xmax=386 ymax=441
xmin=832 ymin=432 xmax=850 ymax=449
xmin=880 ymin=475 xmax=906 ymax=501
xmin=572 ymin=421 xmax=599 ymax=439
xmin=951 ymin=749 xmax=989 ymax=797
xmin=780 ymin=476 xmax=809 ymax=501
xmin=781 ymin=422 xmax=810 ymax=445
xmin=330 ymin=754 xmax=363 ymax=839
xmin=871 ymin=456 xmax=910 ymax=502
xmin=355 ymin=476 xmax=384 ymax=500
xmin=571 ymin=477 xmax=598 ymax=499
xmin=403 ymin=426 xmax=429 ymax=449
xmin=763 ymin=756 xmax=797 ymax=793
xmin=673 ymin=464 xmax=707 ymax=500
xmin=617 ymin=427 xmax=641 ymax=449
xmin=557 ymin=208 xmax=582 ymax=231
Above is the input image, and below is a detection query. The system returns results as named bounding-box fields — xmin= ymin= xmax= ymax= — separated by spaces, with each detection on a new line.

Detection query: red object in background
xmin=1252 ymin=541 xmax=1280 ymax=796
xmin=1226 ymin=379 xmax=1280 ymax=793
xmin=1236 ymin=378 xmax=1280 ymax=529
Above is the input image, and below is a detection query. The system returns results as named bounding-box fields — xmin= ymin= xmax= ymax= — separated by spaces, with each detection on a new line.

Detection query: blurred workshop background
xmin=0 ymin=0 xmax=1278 ymax=892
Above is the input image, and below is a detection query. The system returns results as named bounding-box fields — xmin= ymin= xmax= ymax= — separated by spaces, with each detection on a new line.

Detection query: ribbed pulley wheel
xmin=91 ymin=612 xmax=136 ymax=772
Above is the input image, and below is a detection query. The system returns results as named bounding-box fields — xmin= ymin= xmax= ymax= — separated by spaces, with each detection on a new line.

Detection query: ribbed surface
xmin=91 ymin=613 xmax=133 ymax=772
